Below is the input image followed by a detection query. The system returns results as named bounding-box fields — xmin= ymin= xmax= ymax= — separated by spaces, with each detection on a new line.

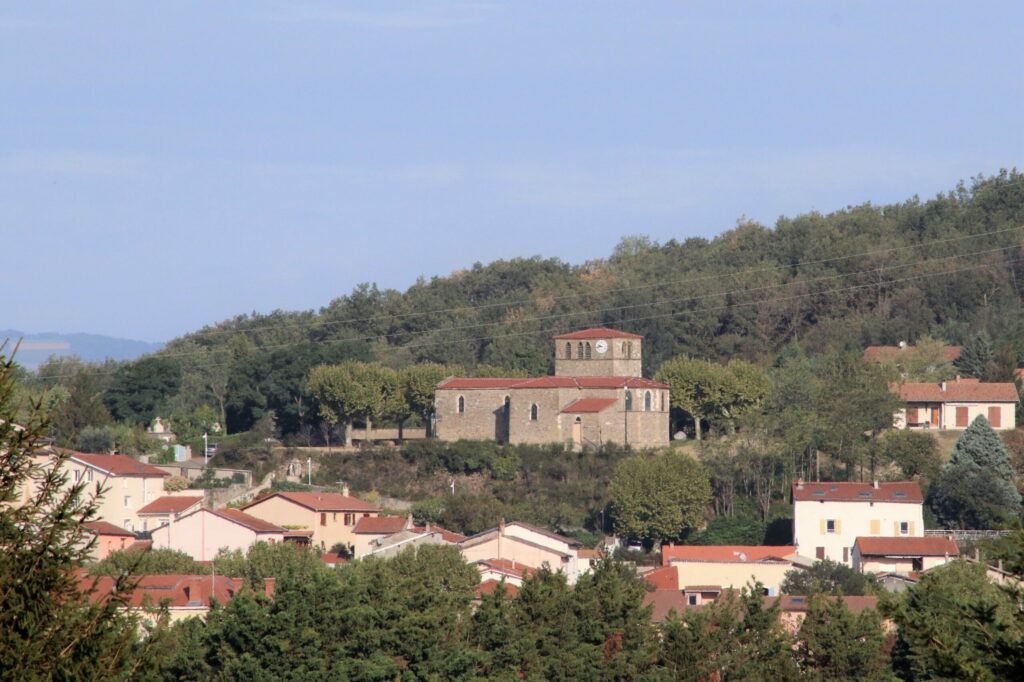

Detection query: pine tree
xmin=929 ymin=415 xmax=1021 ymax=528
xmin=0 ymin=350 xmax=158 ymax=678
xmin=795 ymin=595 xmax=888 ymax=680
xmin=955 ymin=332 xmax=994 ymax=379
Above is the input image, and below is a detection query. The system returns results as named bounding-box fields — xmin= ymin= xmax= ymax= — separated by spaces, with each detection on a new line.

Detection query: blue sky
xmin=3 ymin=1 xmax=1022 ymax=342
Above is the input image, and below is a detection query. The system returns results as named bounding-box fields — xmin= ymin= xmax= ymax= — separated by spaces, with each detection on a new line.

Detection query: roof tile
xmin=854 ymin=536 xmax=959 ymax=557
xmin=71 ymin=453 xmax=170 ymax=477
xmin=792 ymin=481 xmax=923 ymax=503
xmin=662 ymin=545 xmax=797 ymax=566
xmin=137 ymin=496 xmax=203 ymax=515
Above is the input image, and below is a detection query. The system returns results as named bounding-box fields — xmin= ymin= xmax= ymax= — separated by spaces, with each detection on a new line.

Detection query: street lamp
xmin=307 ymin=457 xmax=312 ymax=486
xmin=203 ymin=432 xmax=209 ymax=468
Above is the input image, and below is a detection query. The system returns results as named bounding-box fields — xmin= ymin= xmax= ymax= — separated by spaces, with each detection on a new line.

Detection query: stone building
xmin=434 ymin=328 xmax=670 ymax=449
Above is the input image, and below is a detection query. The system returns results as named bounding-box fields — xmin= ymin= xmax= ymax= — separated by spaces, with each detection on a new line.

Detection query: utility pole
xmin=307 ymin=457 xmax=312 ymax=486
xmin=203 ymin=432 xmax=209 ymax=468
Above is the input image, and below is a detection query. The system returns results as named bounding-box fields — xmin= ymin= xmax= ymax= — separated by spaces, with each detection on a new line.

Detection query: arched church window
xmin=585 ymin=342 xmax=592 ymax=359
xmin=627 ymin=342 xmax=633 ymax=358
xmin=457 ymin=396 xmax=465 ymax=414
xmin=504 ymin=396 xmax=511 ymax=413
xmin=565 ymin=342 xmax=572 ymax=359
xmin=530 ymin=404 xmax=538 ymax=421
xmin=645 ymin=391 xmax=652 ymax=411
xmin=625 ymin=390 xmax=633 ymax=411
xmin=577 ymin=342 xmax=584 ymax=358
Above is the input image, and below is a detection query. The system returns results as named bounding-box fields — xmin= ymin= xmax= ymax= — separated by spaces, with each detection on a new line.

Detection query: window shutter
xmin=835 ymin=520 xmax=842 ymax=535
xmin=819 ymin=520 xmax=826 ymax=535
xmin=909 ymin=521 xmax=916 ymax=536
xmin=893 ymin=522 xmax=899 ymax=535
xmin=956 ymin=406 xmax=968 ymax=427
xmin=907 ymin=407 xmax=918 ymax=423
xmin=988 ymin=406 xmax=1001 ymax=428
xmin=870 ymin=520 xmax=880 ymax=535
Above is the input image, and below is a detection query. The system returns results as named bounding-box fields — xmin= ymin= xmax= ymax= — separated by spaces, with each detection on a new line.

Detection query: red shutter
xmin=988 ymin=406 xmax=1001 ymax=428
xmin=956 ymin=406 xmax=968 ymax=427
xmin=320 ymin=512 xmax=327 ymax=526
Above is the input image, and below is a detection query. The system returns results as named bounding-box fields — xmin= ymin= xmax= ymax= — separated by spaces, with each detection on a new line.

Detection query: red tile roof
xmin=354 ymin=515 xmax=410 ymax=534
xmin=83 ymin=520 xmax=135 ymax=537
xmin=577 ymin=548 xmax=602 ymax=559
xmin=553 ymin=327 xmax=643 ymax=340
xmin=662 ymin=545 xmax=797 ymax=566
xmin=854 ymin=536 xmax=959 ymax=557
xmin=82 ymin=573 xmax=248 ymax=609
xmin=893 ymin=380 xmax=1018 ymax=403
xmin=476 ymin=579 xmax=519 ymax=598
xmin=683 ymin=585 xmax=723 ymax=592
xmin=437 ymin=376 xmax=669 ymax=391
xmin=474 ymin=558 xmax=535 ymax=578
xmin=245 ymin=491 xmax=379 ymax=513
xmin=561 ymin=398 xmax=618 ymax=414
xmin=864 ymin=345 xmax=961 ymax=362
xmin=71 ymin=453 xmax=170 ymax=477
xmin=765 ymin=595 xmax=879 ymax=615
xmin=412 ymin=525 xmax=467 ymax=543
xmin=792 ymin=481 xmax=923 ymax=503
xmin=137 ymin=496 xmax=203 ymax=515
xmin=643 ymin=565 xmax=680 ymax=590
xmin=643 ymin=589 xmax=693 ymax=622
xmin=211 ymin=508 xmax=286 ymax=533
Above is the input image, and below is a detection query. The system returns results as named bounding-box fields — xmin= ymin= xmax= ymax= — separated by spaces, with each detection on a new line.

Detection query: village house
xmin=852 ymin=536 xmax=959 ymax=574
xmin=892 ymin=377 xmax=1018 ymax=430
xmin=792 ymin=480 xmax=924 ymax=566
xmin=458 ymin=520 xmax=589 ymax=584
xmin=864 ymin=342 xmax=962 ymax=365
xmin=435 ymin=328 xmax=670 ymax=449
xmin=242 ymin=490 xmax=380 ymax=552
xmin=472 ymin=558 xmax=534 ymax=588
xmin=136 ymin=495 xmax=204 ymax=532
xmin=352 ymin=514 xmax=416 ymax=557
xmin=660 ymin=545 xmax=806 ymax=598
xmin=149 ymin=507 xmax=302 ymax=561
xmin=359 ymin=519 xmax=467 ymax=559
xmin=83 ymin=520 xmax=138 ymax=560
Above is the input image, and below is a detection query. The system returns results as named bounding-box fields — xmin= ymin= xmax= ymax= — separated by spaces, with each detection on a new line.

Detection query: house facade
xmin=83 ymin=520 xmax=137 ymax=560
xmin=458 ymin=520 xmax=588 ymax=584
xmin=242 ymin=491 xmax=380 ymax=551
xmin=435 ymin=328 xmax=670 ymax=449
xmin=792 ymin=481 xmax=924 ymax=566
xmin=661 ymin=545 xmax=804 ymax=597
xmin=892 ymin=378 xmax=1018 ymax=430
xmin=852 ymin=536 xmax=959 ymax=574
xmin=136 ymin=495 xmax=203 ymax=532
xmin=149 ymin=507 xmax=288 ymax=561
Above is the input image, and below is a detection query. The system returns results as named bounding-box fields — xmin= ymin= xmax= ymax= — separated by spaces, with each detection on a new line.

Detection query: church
xmin=434 ymin=328 xmax=670 ymax=449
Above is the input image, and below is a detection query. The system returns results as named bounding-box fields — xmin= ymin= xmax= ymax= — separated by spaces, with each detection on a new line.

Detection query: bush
xmin=75 ymin=426 xmax=114 ymax=454
xmin=164 ymin=475 xmax=191 ymax=492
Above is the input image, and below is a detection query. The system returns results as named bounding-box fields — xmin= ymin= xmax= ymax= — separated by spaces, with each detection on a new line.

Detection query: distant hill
xmin=0 ymin=330 xmax=164 ymax=370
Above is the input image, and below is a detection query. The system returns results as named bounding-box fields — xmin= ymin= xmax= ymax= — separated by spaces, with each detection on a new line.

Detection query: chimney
xmin=872 ymin=480 xmax=879 ymax=489
xmin=341 ymin=483 xmax=349 ymax=497
xmin=898 ymin=340 xmax=907 ymax=349
xmin=795 ymin=478 xmax=804 ymax=491
xmin=264 ymin=577 xmax=276 ymax=599
xmin=941 ymin=381 xmax=947 ymax=392
xmin=405 ymin=513 xmax=414 ymax=530
xmin=499 ymin=518 xmax=506 ymax=533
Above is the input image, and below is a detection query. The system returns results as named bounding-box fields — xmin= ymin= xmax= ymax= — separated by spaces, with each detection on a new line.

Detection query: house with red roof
xmin=354 ymin=515 xmax=467 ymax=558
xmin=149 ymin=506 xmax=303 ymax=561
xmin=83 ymin=520 xmax=137 ymax=560
xmin=136 ymin=495 xmax=203 ymax=532
xmin=660 ymin=545 xmax=806 ymax=597
xmin=434 ymin=328 xmax=670 ymax=449
xmin=852 ymin=536 xmax=959 ymax=574
xmin=792 ymin=480 xmax=925 ymax=567
xmin=891 ymin=377 xmax=1018 ymax=430
xmin=241 ymin=490 xmax=380 ymax=552
xmin=459 ymin=520 xmax=591 ymax=584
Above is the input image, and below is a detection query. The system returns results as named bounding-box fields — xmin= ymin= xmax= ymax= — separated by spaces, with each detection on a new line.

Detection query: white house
xmin=852 ymin=536 xmax=959 ymax=574
xmin=892 ymin=378 xmax=1018 ymax=430
xmin=459 ymin=521 xmax=588 ymax=584
xmin=792 ymin=480 xmax=924 ymax=566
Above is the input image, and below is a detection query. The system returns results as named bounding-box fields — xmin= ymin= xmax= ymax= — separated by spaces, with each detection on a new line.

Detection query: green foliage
xmin=955 ymin=331 xmax=994 ymax=379
xmin=212 ymin=542 xmax=328 ymax=591
xmin=610 ymin=450 xmax=711 ymax=546
xmin=104 ymin=355 xmax=182 ymax=425
xmin=687 ymin=512 xmax=766 ymax=546
xmin=0 ymin=352 xmax=158 ymax=678
xmin=875 ymin=335 xmax=958 ymax=381
xmin=978 ymin=529 xmax=1024 ymax=576
xmin=796 ymin=595 xmax=890 ymax=680
xmin=307 ymin=359 xmax=404 ymax=444
xmin=873 ymin=429 xmax=942 ymax=491
xmin=401 ymin=438 xmax=523 ymax=479
xmin=90 ymin=548 xmax=206 ymax=577
xmin=75 ymin=424 xmax=115 ymax=453
xmin=781 ymin=559 xmax=878 ymax=596
xmin=269 ymin=479 xmax=313 ymax=492
xmin=930 ymin=415 xmax=1022 ymax=528
xmin=885 ymin=560 xmax=1024 ymax=680
xmin=656 ymin=356 xmax=769 ymax=438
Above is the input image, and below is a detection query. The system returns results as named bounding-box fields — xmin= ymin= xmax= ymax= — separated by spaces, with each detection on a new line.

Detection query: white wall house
xmin=892 ymin=379 xmax=1018 ymax=430
xmin=792 ymin=481 xmax=924 ymax=567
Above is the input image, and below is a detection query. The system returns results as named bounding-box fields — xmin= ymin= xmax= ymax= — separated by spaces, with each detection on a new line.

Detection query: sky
xmin=3 ymin=1 xmax=1023 ymax=343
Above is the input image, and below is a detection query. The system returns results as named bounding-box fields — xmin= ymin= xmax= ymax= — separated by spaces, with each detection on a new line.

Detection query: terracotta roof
xmin=765 ymin=595 xmax=879 ymax=615
xmin=577 ymin=548 xmax=602 ymax=559
xmin=476 ymin=579 xmax=519 ymax=598
xmin=854 ymin=536 xmax=959 ymax=557
xmin=662 ymin=545 xmax=797 ymax=566
xmin=643 ymin=589 xmax=693 ymax=623
xmin=643 ymin=565 xmax=680 ymax=590
xmin=474 ymin=558 xmax=535 ymax=579
xmin=553 ymin=327 xmax=643 ymax=340
xmin=245 ymin=491 xmax=379 ymax=513
xmin=354 ymin=515 xmax=410 ymax=535
xmin=683 ymin=585 xmax=723 ymax=592
xmin=411 ymin=525 xmax=467 ymax=543
xmin=893 ymin=380 xmax=1018 ymax=403
xmin=437 ymin=376 xmax=669 ymax=391
xmin=210 ymin=508 xmax=286 ymax=533
xmin=864 ymin=345 xmax=961 ymax=362
xmin=321 ymin=553 xmax=349 ymax=566
xmin=71 ymin=453 xmax=169 ymax=477
xmin=82 ymin=573 xmax=248 ymax=609
xmin=561 ymin=398 xmax=618 ymax=414
xmin=137 ymin=496 xmax=203 ymax=515
xmin=83 ymin=520 xmax=135 ymax=537
xmin=792 ymin=481 xmax=923 ymax=504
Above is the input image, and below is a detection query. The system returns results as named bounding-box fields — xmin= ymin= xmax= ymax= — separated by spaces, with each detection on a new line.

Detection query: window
xmin=644 ymin=391 xmax=652 ymax=411
xmin=627 ymin=342 xmax=633 ymax=358
xmin=530 ymin=404 xmax=538 ymax=421
xmin=123 ymin=520 xmax=132 ymax=531
xmin=577 ymin=342 xmax=584 ymax=358
xmin=565 ymin=342 xmax=572 ymax=359
xmin=458 ymin=396 xmax=465 ymax=414
xmin=625 ymin=390 xmax=633 ymax=411
xmin=843 ymin=547 xmax=849 ymax=563
xmin=899 ymin=521 xmax=909 ymax=535
xmin=826 ymin=519 xmax=836 ymax=534
xmin=87 ymin=469 xmax=93 ymax=482
xmin=344 ymin=513 xmax=354 ymax=525
xmin=73 ymin=470 xmax=81 ymax=482
xmin=320 ymin=513 xmax=327 ymax=526
xmin=688 ymin=594 xmax=698 ymax=606
xmin=333 ymin=512 xmax=337 ymax=521
xmin=585 ymin=342 xmax=592 ymax=359
xmin=142 ymin=520 xmax=148 ymax=532
xmin=123 ymin=496 xmax=131 ymax=508
xmin=816 ymin=547 xmax=825 ymax=560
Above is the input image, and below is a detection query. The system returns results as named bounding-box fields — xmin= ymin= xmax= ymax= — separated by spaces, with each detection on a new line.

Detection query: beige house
xmin=459 ymin=521 xmax=588 ymax=584
xmin=136 ymin=495 xmax=203 ymax=532
xmin=792 ymin=481 xmax=924 ymax=566
xmin=892 ymin=378 xmax=1018 ymax=430
xmin=352 ymin=515 xmax=415 ymax=557
xmin=661 ymin=545 xmax=804 ymax=597
xmin=83 ymin=520 xmax=137 ymax=560
xmin=852 ymin=536 xmax=959 ymax=574
xmin=242 ymin=491 xmax=379 ymax=551
xmin=435 ymin=328 xmax=670 ymax=449
xmin=150 ymin=507 xmax=291 ymax=561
